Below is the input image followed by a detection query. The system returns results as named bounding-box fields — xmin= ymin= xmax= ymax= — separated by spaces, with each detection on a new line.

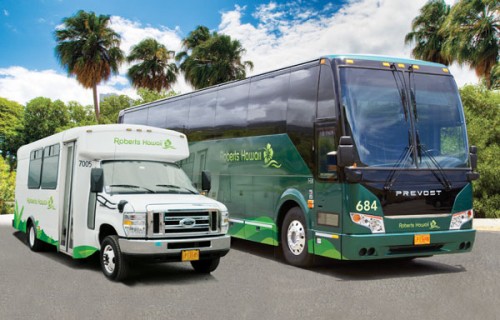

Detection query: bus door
xmin=60 ymin=141 xmax=76 ymax=254
xmin=313 ymin=123 xmax=343 ymax=256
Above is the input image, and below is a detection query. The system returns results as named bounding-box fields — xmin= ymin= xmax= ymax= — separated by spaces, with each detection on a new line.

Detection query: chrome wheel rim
xmin=102 ymin=244 xmax=116 ymax=274
xmin=29 ymin=226 xmax=35 ymax=247
xmin=287 ymin=220 xmax=306 ymax=256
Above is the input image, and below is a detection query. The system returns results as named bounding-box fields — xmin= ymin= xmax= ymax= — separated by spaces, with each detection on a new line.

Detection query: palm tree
xmin=175 ymin=25 xmax=213 ymax=65
xmin=55 ymin=10 xmax=124 ymax=121
xmin=405 ymin=0 xmax=452 ymax=65
xmin=176 ymin=26 xmax=253 ymax=89
xmin=127 ymin=38 xmax=178 ymax=92
xmin=442 ymin=0 xmax=499 ymax=89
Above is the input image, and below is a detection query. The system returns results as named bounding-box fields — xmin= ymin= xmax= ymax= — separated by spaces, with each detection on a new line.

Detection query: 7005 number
xmin=356 ymin=200 xmax=378 ymax=212
xmin=79 ymin=160 xmax=93 ymax=168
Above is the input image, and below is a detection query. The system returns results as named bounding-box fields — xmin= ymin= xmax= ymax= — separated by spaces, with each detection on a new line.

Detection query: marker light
xmin=442 ymin=68 xmax=449 ymax=73
xmin=346 ymin=59 xmax=354 ymax=64
xmin=350 ymin=213 xmax=385 ymax=233
xmin=382 ymin=62 xmax=390 ymax=67
xmin=450 ymin=209 xmax=473 ymax=230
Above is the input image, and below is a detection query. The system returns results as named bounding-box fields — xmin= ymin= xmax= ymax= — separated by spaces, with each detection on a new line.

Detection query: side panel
xmin=14 ymin=148 xmax=60 ymax=248
xmin=182 ymin=134 xmax=312 ymax=246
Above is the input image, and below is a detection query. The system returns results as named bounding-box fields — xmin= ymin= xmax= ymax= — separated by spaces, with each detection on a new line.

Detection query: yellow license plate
xmin=414 ymin=234 xmax=431 ymax=245
xmin=181 ymin=250 xmax=200 ymax=261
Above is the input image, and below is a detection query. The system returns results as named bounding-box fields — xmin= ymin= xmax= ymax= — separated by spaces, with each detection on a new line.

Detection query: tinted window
xmin=215 ymin=82 xmax=250 ymax=136
xmin=317 ymin=65 xmax=336 ymax=119
xmin=147 ymin=104 xmax=167 ymax=128
xmin=188 ymin=91 xmax=217 ymax=141
xmin=287 ymin=65 xmax=319 ymax=169
xmin=123 ymin=108 xmax=148 ymax=125
xmin=41 ymin=144 xmax=60 ymax=189
xmin=28 ymin=149 xmax=43 ymax=189
xmin=164 ymin=98 xmax=190 ymax=132
xmin=247 ymin=71 xmax=289 ymax=134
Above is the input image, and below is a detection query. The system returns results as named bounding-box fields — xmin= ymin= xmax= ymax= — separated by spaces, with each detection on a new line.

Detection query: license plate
xmin=181 ymin=250 xmax=200 ymax=261
xmin=414 ymin=234 xmax=431 ymax=245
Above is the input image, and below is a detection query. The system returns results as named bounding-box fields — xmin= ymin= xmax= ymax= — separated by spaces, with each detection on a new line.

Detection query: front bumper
xmin=119 ymin=234 xmax=231 ymax=258
xmin=341 ymin=229 xmax=476 ymax=260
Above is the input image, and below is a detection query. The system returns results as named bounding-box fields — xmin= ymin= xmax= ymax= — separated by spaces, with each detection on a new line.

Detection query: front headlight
xmin=350 ymin=212 xmax=385 ymax=233
xmin=450 ymin=209 xmax=473 ymax=230
xmin=123 ymin=212 xmax=146 ymax=237
xmin=220 ymin=210 xmax=229 ymax=234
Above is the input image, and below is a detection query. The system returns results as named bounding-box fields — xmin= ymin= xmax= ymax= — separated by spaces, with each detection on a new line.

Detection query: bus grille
xmin=148 ymin=210 xmax=219 ymax=237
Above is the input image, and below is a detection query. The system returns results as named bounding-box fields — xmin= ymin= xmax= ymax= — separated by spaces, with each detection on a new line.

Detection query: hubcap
xmin=102 ymin=244 xmax=116 ymax=274
xmin=287 ymin=220 xmax=306 ymax=256
xmin=29 ymin=226 xmax=35 ymax=247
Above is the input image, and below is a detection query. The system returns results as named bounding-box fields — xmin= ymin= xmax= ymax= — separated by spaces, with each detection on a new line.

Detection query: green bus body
xmin=119 ymin=54 xmax=477 ymax=264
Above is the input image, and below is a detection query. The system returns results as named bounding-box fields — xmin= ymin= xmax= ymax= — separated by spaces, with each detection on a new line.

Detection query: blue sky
xmin=0 ymin=0 xmax=476 ymax=105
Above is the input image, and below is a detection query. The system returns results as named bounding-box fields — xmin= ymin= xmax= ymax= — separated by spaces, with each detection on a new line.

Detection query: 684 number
xmin=356 ymin=200 xmax=378 ymax=212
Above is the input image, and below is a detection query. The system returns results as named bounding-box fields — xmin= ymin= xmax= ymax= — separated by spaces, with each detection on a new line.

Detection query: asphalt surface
xmin=1 ymin=216 xmax=500 ymax=320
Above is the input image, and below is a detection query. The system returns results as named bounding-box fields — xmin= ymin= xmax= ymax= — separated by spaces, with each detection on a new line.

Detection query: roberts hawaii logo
xmin=263 ymin=143 xmax=281 ymax=168
xmin=220 ymin=143 xmax=282 ymax=168
xmin=162 ymin=139 xmax=175 ymax=150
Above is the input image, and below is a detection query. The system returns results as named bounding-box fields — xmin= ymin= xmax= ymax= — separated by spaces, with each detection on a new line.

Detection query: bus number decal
xmin=356 ymin=200 xmax=378 ymax=212
xmin=79 ymin=160 xmax=93 ymax=168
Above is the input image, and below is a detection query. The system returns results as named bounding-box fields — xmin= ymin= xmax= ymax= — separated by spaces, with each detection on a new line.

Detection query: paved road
xmin=1 ymin=224 xmax=499 ymax=320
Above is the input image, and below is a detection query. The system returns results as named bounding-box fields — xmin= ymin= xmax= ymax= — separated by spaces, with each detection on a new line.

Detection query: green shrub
xmin=460 ymin=85 xmax=500 ymax=218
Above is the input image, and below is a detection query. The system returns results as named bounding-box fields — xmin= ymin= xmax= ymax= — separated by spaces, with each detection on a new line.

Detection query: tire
xmin=100 ymin=235 xmax=128 ymax=281
xmin=27 ymin=222 xmax=43 ymax=252
xmin=191 ymin=257 xmax=220 ymax=274
xmin=281 ymin=207 xmax=313 ymax=267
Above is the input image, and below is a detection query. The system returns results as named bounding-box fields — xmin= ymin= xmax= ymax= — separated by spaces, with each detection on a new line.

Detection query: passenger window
xmin=215 ymin=82 xmax=250 ymax=136
xmin=317 ymin=65 xmax=336 ymax=119
xmin=41 ymin=144 xmax=60 ymax=189
xmin=247 ymin=72 xmax=289 ymax=134
xmin=28 ymin=149 xmax=43 ymax=189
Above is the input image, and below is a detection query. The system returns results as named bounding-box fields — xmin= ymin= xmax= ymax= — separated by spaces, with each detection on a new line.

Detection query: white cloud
xmin=3 ymin=9 xmax=9 ymax=16
xmin=219 ymin=0 xmax=478 ymax=86
xmin=0 ymin=1 xmax=479 ymax=107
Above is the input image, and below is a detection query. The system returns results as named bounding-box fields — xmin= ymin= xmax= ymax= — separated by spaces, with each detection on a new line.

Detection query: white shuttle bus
xmin=13 ymin=124 xmax=230 ymax=281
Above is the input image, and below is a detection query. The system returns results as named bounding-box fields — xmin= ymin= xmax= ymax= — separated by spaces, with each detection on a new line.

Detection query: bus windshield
xmin=101 ymin=160 xmax=198 ymax=195
xmin=340 ymin=67 xmax=468 ymax=168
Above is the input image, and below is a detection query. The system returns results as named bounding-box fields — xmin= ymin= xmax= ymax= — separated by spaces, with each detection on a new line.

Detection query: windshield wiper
xmin=408 ymin=65 xmax=418 ymax=121
xmin=416 ymin=132 xmax=452 ymax=191
xmin=108 ymin=184 xmax=155 ymax=193
xmin=156 ymin=184 xmax=197 ymax=194
xmin=384 ymin=131 xmax=414 ymax=191
xmin=391 ymin=64 xmax=408 ymax=121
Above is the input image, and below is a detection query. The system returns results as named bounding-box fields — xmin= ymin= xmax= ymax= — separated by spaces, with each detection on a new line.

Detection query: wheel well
xmin=277 ymin=200 xmax=300 ymax=243
xmin=99 ymin=224 xmax=117 ymax=244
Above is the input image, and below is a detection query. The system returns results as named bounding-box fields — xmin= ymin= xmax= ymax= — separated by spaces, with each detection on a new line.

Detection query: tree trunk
xmin=92 ymin=85 xmax=100 ymax=122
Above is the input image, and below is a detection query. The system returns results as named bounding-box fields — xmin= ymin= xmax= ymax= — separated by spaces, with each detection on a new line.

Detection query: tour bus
xmin=118 ymin=54 xmax=478 ymax=267
xmin=13 ymin=124 xmax=230 ymax=280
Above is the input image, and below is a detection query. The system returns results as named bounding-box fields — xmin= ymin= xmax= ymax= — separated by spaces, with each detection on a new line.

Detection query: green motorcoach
xmin=119 ymin=54 xmax=478 ymax=266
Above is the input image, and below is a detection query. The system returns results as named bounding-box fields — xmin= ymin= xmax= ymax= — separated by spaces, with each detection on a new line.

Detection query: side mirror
xmin=201 ymin=171 xmax=211 ymax=192
xmin=467 ymin=146 xmax=480 ymax=181
xmin=337 ymin=136 xmax=355 ymax=167
xmin=90 ymin=168 xmax=104 ymax=193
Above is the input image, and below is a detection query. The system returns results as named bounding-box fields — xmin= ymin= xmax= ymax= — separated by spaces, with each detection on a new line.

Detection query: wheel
xmin=191 ymin=257 xmax=220 ymax=274
xmin=100 ymin=235 xmax=128 ymax=281
xmin=27 ymin=222 xmax=43 ymax=252
xmin=281 ymin=207 xmax=313 ymax=267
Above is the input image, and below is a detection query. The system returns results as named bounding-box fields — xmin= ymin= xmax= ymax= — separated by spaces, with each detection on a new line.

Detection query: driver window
xmin=317 ymin=127 xmax=337 ymax=180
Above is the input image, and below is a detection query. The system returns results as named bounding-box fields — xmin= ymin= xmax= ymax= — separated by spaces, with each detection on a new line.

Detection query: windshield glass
xmin=341 ymin=68 xmax=412 ymax=167
xmin=410 ymin=73 xmax=468 ymax=168
xmin=340 ymin=68 xmax=468 ymax=168
xmin=101 ymin=160 xmax=198 ymax=195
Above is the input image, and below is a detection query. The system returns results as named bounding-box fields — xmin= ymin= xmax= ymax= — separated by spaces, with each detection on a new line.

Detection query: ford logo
xmin=180 ymin=218 xmax=196 ymax=228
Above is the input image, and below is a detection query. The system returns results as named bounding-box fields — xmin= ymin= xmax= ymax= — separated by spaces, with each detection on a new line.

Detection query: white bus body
xmin=13 ymin=124 xmax=230 ymax=280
